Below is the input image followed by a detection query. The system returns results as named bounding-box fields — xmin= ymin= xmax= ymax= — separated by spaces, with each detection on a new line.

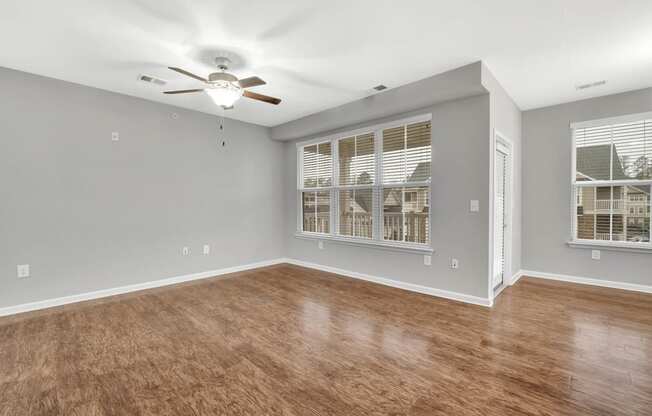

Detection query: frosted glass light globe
xmin=205 ymin=81 xmax=242 ymax=107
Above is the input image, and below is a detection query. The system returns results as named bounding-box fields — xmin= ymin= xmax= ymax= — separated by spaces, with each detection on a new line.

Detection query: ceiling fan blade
xmin=163 ymin=89 xmax=204 ymax=94
xmin=238 ymin=76 xmax=266 ymax=88
xmin=168 ymin=67 xmax=208 ymax=82
xmin=243 ymin=90 xmax=281 ymax=105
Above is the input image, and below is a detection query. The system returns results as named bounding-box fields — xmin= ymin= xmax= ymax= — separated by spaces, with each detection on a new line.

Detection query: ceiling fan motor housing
xmin=209 ymin=72 xmax=238 ymax=83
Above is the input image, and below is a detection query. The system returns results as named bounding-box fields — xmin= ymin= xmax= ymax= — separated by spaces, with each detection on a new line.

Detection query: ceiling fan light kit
xmin=163 ymin=56 xmax=281 ymax=108
xmin=205 ymin=81 xmax=243 ymax=107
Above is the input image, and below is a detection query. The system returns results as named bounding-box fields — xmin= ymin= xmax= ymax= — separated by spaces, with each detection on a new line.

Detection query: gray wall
xmin=482 ymin=65 xmax=523 ymax=282
xmin=284 ymin=95 xmax=491 ymax=299
xmin=523 ymin=87 xmax=652 ymax=285
xmin=0 ymin=67 xmax=286 ymax=308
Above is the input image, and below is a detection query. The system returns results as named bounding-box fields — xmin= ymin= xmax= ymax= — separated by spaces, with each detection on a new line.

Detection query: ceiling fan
xmin=163 ymin=57 xmax=281 ymax=109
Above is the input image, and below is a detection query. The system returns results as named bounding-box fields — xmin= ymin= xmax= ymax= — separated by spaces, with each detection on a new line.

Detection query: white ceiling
xmin=2 ymin=0 xmax=652 ymax=127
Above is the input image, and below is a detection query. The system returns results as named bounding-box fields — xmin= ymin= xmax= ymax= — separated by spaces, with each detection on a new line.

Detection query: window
xmin=338 ymin=133 xmax=375 ymax=238
xmin=572 ymin=113 xmax=652 ymax=247
xmin=297 ymin=115 xmax=432 ymax=250
xmin=382 ymin=121 xmax=431 ymax=244
xmin=301 ymin=142 xmax=332 ymax=233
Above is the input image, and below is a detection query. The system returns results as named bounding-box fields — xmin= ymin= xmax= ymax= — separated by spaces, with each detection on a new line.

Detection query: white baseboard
xmin=0 ymin=258 xmax=286 ymax=318
xmin=510 ymin=270 xmax=524 ymax=285
xmin=517 ymin=269 xmax=652 ymax=294
xmin=284 ymin=258 xmax=493 ymax=307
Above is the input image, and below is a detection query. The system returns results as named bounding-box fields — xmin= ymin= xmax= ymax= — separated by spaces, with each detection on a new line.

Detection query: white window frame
xmin=569 ymin=111 xmax=652 ymax=252
xmin=296 ymin=114 xmax=433 ymax=254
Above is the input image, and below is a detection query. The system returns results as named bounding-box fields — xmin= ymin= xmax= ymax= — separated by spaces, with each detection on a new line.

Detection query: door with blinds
xmin=493 ymin=139 xmax=511 ymax=289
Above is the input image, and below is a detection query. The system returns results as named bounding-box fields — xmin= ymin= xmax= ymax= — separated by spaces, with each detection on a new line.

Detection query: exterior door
xmin=493 ymin=141 xmax=510 ymax=289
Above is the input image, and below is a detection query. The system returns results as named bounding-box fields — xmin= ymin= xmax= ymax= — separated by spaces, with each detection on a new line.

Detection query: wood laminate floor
xmin=0 ymin=264 xmax=651 ymax=415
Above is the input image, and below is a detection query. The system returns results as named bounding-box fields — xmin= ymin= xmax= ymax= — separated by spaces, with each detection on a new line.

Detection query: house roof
xmin=576 ymin=144 xmax=628 ymax=181
xmin=408 ymin=162 xmax=431 ymax=183
xmin=577 ymin=144 xmax=649 ymax=195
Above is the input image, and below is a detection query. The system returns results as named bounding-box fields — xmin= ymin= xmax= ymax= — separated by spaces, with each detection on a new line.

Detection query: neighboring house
xmin=576 ymin=145 xmax=650 ymax=242
xmin=382 ymin=161 xmax=430 ymax=242
xmin=303 ymin=162 xmax=431 ymax=243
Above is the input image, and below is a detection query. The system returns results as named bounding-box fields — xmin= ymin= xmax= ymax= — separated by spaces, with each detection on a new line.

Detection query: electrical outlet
xmin=182 ymin=247 xmax=190 ymax=256
xmin=111 ymin=132 xmax=119 ymax=141
xmin=318 ymin=241 xmax=324 ymax=250
xmin=450 ymin=258 xmax=459 ymax=269
xmin=17 ymin=264 xmax=30 ymax=278
xmin=424 ymin=255 xmax=431 ymax=266
xmin=591 ymin=250 xmax=601 ymax=260
xmin=203 ymin=244 xmax=210 ymax=255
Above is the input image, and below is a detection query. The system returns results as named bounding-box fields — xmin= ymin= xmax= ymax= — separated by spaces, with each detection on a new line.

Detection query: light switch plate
xmin=203 ymin=244 xmax=210 ymax=255
xmin=182 ymin=247 xmax=190 ymax=256
xmin=111 ymin=132 xmax=119 ymax=141
xmin=318 ymin=241 xmax=324 ymax=250
xmin=470 ymin=200 xmax=480 ymax=212
xmin=424 ymin=255 xmax=431 ymax=266
xmin=591 ymin=250 xmax=601 ymax=260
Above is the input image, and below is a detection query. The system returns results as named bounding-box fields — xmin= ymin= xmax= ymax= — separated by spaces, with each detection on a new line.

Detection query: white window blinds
xmin=572 ymin=114 xmax=652 ymax=246
xmin=382 ymin=121 xmax=431 ymax=184
xmin=338 ymin=133 xmax=375 ymax=185
xmin=302 ymin=142 xmax=332 ymax=188
xmin=297 ymin=115 xmax=432 ymax=248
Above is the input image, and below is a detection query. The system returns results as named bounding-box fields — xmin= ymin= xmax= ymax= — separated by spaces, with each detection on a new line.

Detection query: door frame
xmin=489 ymin=130 xmax=514 ymax=299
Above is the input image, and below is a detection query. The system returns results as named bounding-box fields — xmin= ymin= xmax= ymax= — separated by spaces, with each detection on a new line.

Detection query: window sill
xmin=295 ymin=232 xmax=434 ymax=254
xmin=567 ymin=240 xmax=652 ymax=254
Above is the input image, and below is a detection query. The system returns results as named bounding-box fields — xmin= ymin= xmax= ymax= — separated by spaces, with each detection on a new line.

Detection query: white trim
xmin=571 ymin=125 xmax=577 ymax=241
xmin=493 ymin=283 xmax=507 ymax=297
xmin=0 ymin=259 xmax=287 ymax=318
xmin=490 ymin=130 xmax=514 ymax=299
xmin=295 ymin=232 xmax=433 ymax=254
xmin=570 ymin=111 xmax=652 ymax=129
xmin=567 ymin=239 xmax=652 ymax=253
xmin=574 ymin=179 xmax=652 ymax=187
xmin=510 ymin=270 xmax=524 ymax=285
xmin=285 ymin=258 xmax=493 ymax=307
xmin=519 ymin=269 xmax=652 ymax=294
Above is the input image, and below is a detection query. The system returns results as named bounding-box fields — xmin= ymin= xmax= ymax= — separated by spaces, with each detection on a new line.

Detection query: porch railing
xmin=595 ymin=232 xmax=625 ymax=241
xmin=303 ymin=212 xmax=428 ymax=243
xmin=595 ymin=199 xmax=624 ymax=210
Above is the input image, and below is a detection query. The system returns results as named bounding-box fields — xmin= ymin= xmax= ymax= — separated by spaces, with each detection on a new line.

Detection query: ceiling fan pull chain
xmin=218 ymin=107 xmax=225 ymax=147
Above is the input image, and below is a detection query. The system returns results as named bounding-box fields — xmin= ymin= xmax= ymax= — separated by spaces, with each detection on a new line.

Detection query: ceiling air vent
xmin=576 ymin=80 xmax=606 ymax=90
xmin=373 ymin=84 xmax=388 ymax=91
xmin=138 ymin=74 xmax=167 ymax=86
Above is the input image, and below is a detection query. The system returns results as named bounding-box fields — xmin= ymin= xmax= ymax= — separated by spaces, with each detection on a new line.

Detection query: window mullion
xmin=403 ymin=125 xmax=408 ymax=183
xmin=374 ymin=129 xmax=383 ymax=241
xmin=401 ymin=187 xmax=406 ymax=242
xmin=610 ymin=186 xmax=614 ymax=241
xmin=332 ymin=138 xmax=339 ymax=236
xmin=593 ymin=186 xmax=597 ymax=239
xmin=649 ymin=192 xmax=652 ymax=244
